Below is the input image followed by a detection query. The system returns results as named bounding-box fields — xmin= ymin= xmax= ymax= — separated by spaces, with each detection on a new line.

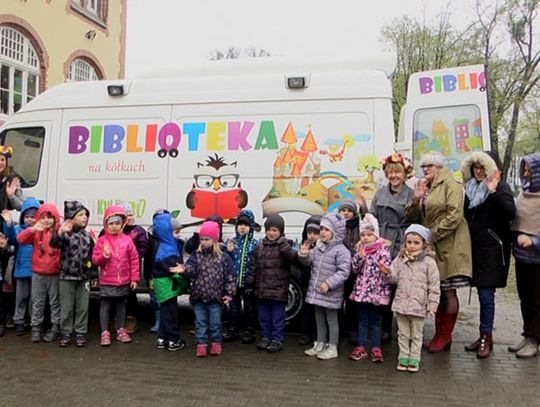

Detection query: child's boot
xmin=304 ymin=341 xmax=325 ymax=356
xmin=100 ymin=330 xmax=111 ymax=346
xmin=42 ymin=324 xmax=60 ymax=342
xmin=241 ymin=329 xmax=256 ymax=344
xmin=407 ymin=358 xmax=420 ymax=372
xmin=210 ymin=342 xmax=222 ymax=355
xmin=59 ymin=334 xmax=71 ymax=347
xmin=31 ymin=326 xmax=42 ymax=343
xmin=15 ymin=324 xmax=26 ymax=336
xmin=317 ymin=344 xmax=338 ymax=360
xmin=150 ymin=311 xmax=160 ymax=333
xmin=196 ymin=343 xmax=208 ymax=357
xmin=125 ymin=316 xmax=138 ymax=334
xmin=116 ymin=327 xmax=132 ymax=343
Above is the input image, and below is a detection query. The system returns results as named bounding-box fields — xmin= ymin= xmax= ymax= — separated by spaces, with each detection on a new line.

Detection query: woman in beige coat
xmin=406 ymin=152 xmax=472 ymax=353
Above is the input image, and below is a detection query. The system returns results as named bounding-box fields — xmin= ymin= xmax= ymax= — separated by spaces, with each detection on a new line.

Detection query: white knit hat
xmin=359 ymin=213 xmax=379 ymax=237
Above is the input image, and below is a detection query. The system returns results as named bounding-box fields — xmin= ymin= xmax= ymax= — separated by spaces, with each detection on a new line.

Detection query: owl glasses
xmin=194 ymin=174 xmax=239 ymax=189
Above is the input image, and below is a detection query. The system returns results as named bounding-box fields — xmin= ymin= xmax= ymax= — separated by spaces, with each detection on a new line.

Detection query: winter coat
xmin=4 ymin=198 xmax=40 ymax=279
xmin=343 ymin=216 xmax=360 ymax=254
xmin=230 ymin=209 xmax=258 ymax=288
xmin=123 ymin=224 xmax=149 ymax=260
xmin=349 ymin=238 xmax=392 ymax=306
xmin=246 ymin=236 xmax=297 ymax=302
xmin=184 ymin=247 xmax=235 ymax=304
xmin=512 ymin=153 xmax=540 ymax=265
xmin=370 ymin=183 xmax=414 ymax=258
xmin=462 ymin=153 xmax=516 ymax=287
xmin=144 ymin=225 xmax=185 ymax=282
xmin=149 ymin=213 xmax=189 ymax=304
xmin=300 ymin=215 xmax=322 ymax=289
xmin=406 ymin=167 xmax=472 ymax=281
xmin=92 ymin=206 xmax=140 ymax=287
xmin=16 ymin=203 xmax=61 ymax=275
xmin=299 ymin=212 xmax=351 ymax=309
xmin=385 ymin=251 xmax=440 ymax=318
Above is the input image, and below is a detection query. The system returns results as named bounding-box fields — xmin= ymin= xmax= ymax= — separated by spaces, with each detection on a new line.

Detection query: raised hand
xmin=299 ymin=241 xmax=311 ymax=256
xmin=413 ymin=179 xmax=427 ymax=200
xmin=33 ymin=219 xmax=47 ymax=232
xmin=5 ymin=177 xmax=20 ymax=198
xmin=58 ymin=219 xmax=73 ymax=235
xmin=1 ymin=209 xmax=13 ymax=224
xmin=103 ymin=243 xmax=111 ymax=258
xmin=486 ymin=171 xmax=501 ymax=193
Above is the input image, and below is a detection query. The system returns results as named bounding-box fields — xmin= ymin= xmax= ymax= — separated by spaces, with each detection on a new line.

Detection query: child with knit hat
xmin=224 ymin=209 xmax=259 ymax=344
xmin=299 ymin=212 xmax=351 ymax=360
xmin=380 ymin=224 xmax=440 ymax=372
xmin=174 ymin=221 xmax=235 ymax=357
xmin=348 ymin=213 xmax=392 ymax=363
xmin=245 ymin=214 xmax=297 ymax=353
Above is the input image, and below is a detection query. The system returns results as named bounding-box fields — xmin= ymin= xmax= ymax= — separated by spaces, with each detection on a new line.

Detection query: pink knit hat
xmin=199 ymin=221 xmax=220 ymax=241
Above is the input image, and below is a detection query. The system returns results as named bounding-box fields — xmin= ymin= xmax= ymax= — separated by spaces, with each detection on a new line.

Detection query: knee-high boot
xmin=428 ymin=312 xmax=458 ymax=353
xmin=424 ymin=308 xmax=444 ymax=349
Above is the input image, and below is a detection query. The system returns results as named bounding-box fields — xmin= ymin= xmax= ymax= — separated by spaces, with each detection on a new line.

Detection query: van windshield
xmin=0 ymin=127 xmax=44 ymax=187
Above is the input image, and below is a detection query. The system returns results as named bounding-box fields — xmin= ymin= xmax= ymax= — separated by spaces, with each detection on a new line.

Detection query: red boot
xmin=424 ymin=309 xmax=443 ymax=349
xmin=428 ymin=313 xmax=458 ymax=353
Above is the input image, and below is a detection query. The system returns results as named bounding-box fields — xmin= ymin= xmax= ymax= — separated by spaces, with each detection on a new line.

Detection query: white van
xmin=0 ymin=58 xmax=398 ymax=238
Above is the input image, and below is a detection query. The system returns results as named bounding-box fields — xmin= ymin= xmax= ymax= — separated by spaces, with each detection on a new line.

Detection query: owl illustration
xmin=185 ymin=154 xmax=248 ymax=220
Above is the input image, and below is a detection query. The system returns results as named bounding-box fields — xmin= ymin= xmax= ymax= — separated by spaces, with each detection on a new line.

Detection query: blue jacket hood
xmin=154 ymin=213 xmax=179 ymax=261
xmin=19 ymin=198 xmax=41 ymax=225
xmin=235 ymin=209 xmax=256 ymax=240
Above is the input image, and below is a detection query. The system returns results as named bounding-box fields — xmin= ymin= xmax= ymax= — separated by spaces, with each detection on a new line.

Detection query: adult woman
xmin=509 ymin=153 xmax=540 ymax=358
xmin=461 ymin=151 xmax=515 ymax=358
xmin=366 ymin=152 xmax=414 ymax=342
xmin=0 ymin=145 xmax=23 ymax=225
xmin=405 ymin=151 xmax=472 ymax=353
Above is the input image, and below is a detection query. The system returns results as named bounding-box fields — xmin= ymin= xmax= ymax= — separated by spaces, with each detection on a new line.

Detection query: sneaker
xmin=58 ymin=334 xmax=71 ymax=347
xmin=241 ymin=331 xmax=256 ymax=344
xmin=168 ymin=339 xmax=186 ymax=352
xmin=298 ymin=335 xmax=313 ymax=346
xmin=42 ymin=324 xmax=60 ymax=343
xmin=116 ymin=328 xmax=132 ymax=343
xmin=508 ymin=337 xmax=533 ymax=353
xmin=156 ymin=338 xmax=166 ymax=349
xmin=15 ymin=324 xmax=26 ymax=336
xmin=223 ymin=330 xmax=239 ymax=342
xmin=210 ymin=342 xmax=222 ymax=355
xmin=349 ymin=346 xmax=369 ymax=361
xmin=6 ymin=317 xmax=14 ymax=329
xmin=256 ymin=337 xmax=271 ymax=350
xmin=407 ymin=358 xmax=420 ymax=372
xmin=266 ymin=340 xmax=283 ymax=353
xmin=516 ymin=339 xmax=539 ymax=358
xmin=196 ymin=343 xmax=208 ymax=357
xmin=396 ymin=357 xmax=409 ymax=371
xmin=75 ymin=334 xmax=87 ymax=348
xmin=305 ymin=341 xmax=326 ymax=356
xmin=371 ymin=347 xmax=384 ymax=363
xmin=31 ymin=327 xmax=42 ymax=343
xmin=100 ymin=330 xmax=111 ymax=347
xmin=317 ymin=344 xmax=338 ymax=360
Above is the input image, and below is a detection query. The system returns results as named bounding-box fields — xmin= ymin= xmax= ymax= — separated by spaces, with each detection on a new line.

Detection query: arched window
xmin=68 ymin=58 xmax=99 ymax=82
xmin=0 ymin=26 xmax=40 ymax=115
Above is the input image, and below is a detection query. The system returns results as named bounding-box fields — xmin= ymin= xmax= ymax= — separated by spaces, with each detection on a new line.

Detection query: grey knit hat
xmin=338 ymin=198 xmax=357 ymax=215
xmin=405 ymin=224 xmax=431 ymax=242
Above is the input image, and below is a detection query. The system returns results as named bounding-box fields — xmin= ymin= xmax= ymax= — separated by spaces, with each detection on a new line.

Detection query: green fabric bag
xmin=154 ymin=274 xmax=189 ymax=304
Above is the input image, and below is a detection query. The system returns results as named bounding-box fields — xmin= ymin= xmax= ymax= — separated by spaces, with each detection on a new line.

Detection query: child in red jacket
xmin=92 ymin=205 xmax=140 ymax=346
xmin=17 ymin=203 xmax=61 ymax=343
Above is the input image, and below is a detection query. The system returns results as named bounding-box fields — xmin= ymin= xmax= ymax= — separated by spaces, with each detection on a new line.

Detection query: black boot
xmin=42 ymin=324 xmax=60 ymax=343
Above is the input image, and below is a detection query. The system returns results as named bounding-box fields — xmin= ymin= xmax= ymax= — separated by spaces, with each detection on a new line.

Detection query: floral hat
xmin=0 ymin=145 xmax=13 ymax=158
xmin=381 ymin=152 xmax=414 ymax=179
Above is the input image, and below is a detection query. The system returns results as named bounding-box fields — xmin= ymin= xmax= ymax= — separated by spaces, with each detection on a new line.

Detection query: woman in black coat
xmin=462 ymin=151 xmax=515 ymax=358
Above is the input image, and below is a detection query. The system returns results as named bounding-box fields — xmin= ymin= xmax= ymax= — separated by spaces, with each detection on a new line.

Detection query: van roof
xmin=19 ymin=57 xmax=395 ymax=112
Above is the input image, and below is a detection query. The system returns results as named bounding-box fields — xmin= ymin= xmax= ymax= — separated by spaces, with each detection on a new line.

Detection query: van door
xmin=396 ymin=64 xmax=490 ymax=173
xmin=57 ymin=105 xmax=171 ymax=228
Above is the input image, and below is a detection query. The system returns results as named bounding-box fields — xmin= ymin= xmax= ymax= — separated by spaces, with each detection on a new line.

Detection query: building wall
xmin=0 ymin=0 xmax=126 ymax=90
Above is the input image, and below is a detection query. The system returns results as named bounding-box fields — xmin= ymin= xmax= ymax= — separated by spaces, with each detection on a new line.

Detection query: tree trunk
xmin=502 ymin=100 xmax=522 ymax=180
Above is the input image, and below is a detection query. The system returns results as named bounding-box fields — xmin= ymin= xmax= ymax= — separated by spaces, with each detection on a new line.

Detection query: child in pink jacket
xmin=92 ymin=205 xmax=140 ymax=346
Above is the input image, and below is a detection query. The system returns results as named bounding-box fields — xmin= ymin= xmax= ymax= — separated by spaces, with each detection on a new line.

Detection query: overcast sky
xmin=125 ymin=0 xmax=473 ymax=78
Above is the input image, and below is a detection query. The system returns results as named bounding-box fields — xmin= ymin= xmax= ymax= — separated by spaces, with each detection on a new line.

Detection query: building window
xmin=70 ymin=0 xmax=107 ymax=26
xmin=68 ymin=58 xmax=99 ymax=82
xmin=0 ymin=26 xmax=40 ymax=116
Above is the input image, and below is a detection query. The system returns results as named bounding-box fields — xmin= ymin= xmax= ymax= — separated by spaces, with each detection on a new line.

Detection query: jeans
xmin=257 ymin=299 xmax=286 ymax=343
xmin=356 ymin=302 xmax=382 ymax=348
xmin=194 ymin=302 xmax=222 ymax=344
xmin=477 ymin=287 xmax=495 ymax=333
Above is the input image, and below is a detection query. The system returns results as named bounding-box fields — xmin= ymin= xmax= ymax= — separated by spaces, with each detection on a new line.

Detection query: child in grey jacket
xmin=299 ymin=212 xmax=351 ymax=360
xmin=380 ymin=224 xmax=440 ymax=373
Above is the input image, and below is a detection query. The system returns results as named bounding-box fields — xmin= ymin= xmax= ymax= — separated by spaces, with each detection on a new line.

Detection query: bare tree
xmin=208 ymin=47 xmax=271 ymax=61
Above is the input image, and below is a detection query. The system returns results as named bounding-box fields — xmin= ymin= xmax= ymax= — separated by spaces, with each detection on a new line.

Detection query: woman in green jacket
xmin=406 ymin=152 xmax=472 ymax=353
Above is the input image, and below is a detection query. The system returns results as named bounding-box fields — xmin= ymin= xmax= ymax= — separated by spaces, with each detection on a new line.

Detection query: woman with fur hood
xmin=461 ymin=151 xmax=515 ymax=359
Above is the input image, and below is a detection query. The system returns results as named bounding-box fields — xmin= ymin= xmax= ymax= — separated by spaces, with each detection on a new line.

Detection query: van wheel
xmin=286 ymin=279 xmax=303 ymax=323
xmin=168 ymin=148 xmax=179 ymax=158
xmin=157 ymin=149 xmax=168 ymax=158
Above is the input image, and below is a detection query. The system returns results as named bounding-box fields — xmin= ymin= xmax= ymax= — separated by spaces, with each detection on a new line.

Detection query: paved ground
xmin=0 ymin=273 xmax=538 ymax=407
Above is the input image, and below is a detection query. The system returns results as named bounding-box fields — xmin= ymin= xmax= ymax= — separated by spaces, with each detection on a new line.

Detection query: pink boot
xmin=116 ymin=328 xmax=132 ymax=343
xmin=100 ymin=330 xmax=111 ymax=347
xmin=210 ymin=342 xmax=222 ymax=356
xmin=196 ymin=344 xmax=208 ymax=357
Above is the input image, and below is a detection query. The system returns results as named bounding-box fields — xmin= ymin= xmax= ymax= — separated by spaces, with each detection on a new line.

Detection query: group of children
xmin=0 ymin=196 xmax=440 ymax=372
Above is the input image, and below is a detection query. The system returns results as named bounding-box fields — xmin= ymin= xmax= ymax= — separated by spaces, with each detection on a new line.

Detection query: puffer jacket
xmin=350 ymin=238 xmax=392 ymax=306
xmin=92 ymin=206 xmax=140 ymax=286
xmin=4 ymin=198 xmax=40 ymax=279
xmin=385 ymin=251 xmax=440 ymax=318
xmin=246 ymin=236 xmax=297 ymax=302
xmin=231 ymin=209 xmax=258 ymax=288
xmin=16 ymin=203 xmax=61 ymax=275
xmin=299 ymin=212 xmax=351 ymax=309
